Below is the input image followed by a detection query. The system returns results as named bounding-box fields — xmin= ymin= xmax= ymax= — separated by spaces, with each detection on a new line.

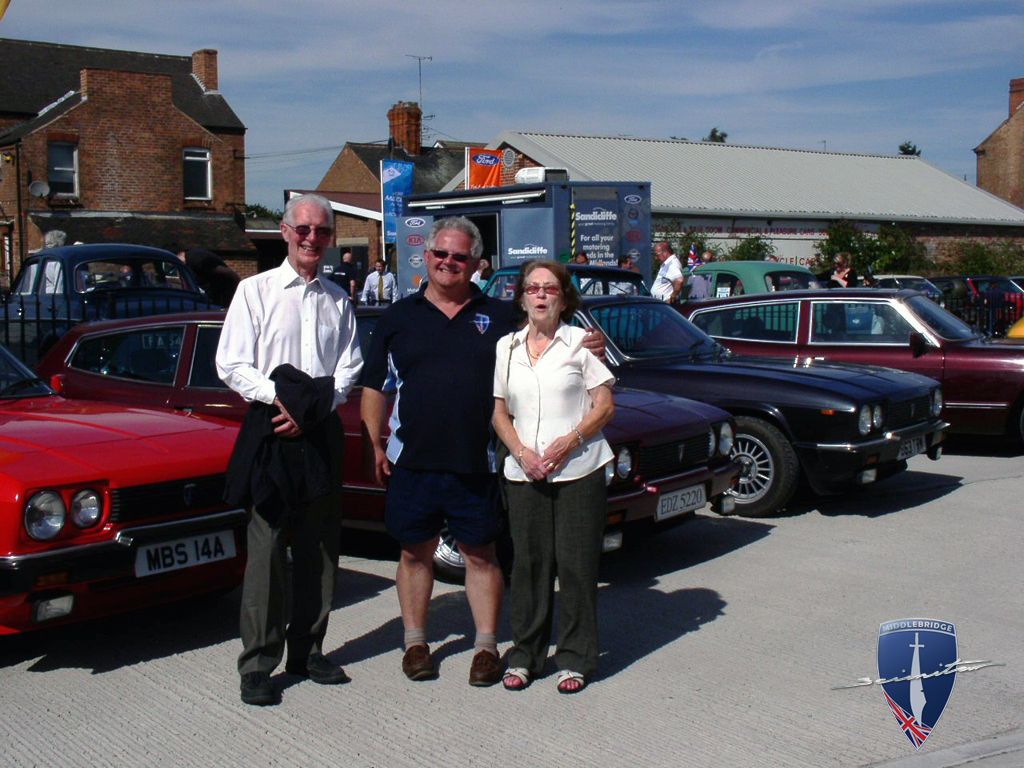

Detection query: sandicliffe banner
xmin=466 ymin=148 xmax=503 ymax=189
xmin=381 ymin=160 xmax=414 ymax=243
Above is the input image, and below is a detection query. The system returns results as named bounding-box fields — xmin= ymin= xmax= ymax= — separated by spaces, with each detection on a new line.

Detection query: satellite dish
xmin=29 ymin=180 xmax=50 ymax=198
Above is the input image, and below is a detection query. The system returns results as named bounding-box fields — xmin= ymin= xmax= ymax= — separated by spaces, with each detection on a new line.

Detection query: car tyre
xmin=728 ymin=416 xmax=799 ymax=517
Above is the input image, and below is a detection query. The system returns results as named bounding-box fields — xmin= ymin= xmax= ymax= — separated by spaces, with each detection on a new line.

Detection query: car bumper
xmin=0 ymin=508 xmax=247 ymax=634
xmin=795 ymin=419 xmax=948 ymax=494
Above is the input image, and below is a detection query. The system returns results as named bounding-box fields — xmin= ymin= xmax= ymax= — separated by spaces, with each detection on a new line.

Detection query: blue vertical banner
xmin=380 ymin=160 xmax=414 ymax=244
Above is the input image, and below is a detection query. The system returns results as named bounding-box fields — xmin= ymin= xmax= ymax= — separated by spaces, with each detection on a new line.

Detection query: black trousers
xmin=237 ymin=416 xmax=345 ymax=675
xmin=504 ymin=470 xmax=606 ymax=678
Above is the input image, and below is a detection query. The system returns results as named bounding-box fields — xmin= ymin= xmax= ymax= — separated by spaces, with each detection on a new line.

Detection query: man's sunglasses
xmin=429 ymin=249 xmax=474 ymax=263
xmin=283 ymin=222 xmax=333 ymax=239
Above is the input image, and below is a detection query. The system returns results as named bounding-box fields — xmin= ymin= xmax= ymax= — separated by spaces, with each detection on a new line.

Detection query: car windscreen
xmin=0 ymin=344 xmax=52 ymax=398
xmin=588 ymin=302 xmax=715 ymax=359
xmin=907 ymin=295 xmax=977 ymax=340
xmin=75 ymin=259 xmax=191 ymax=292
xmin=765 ymin=271 xmax=821 ymax=292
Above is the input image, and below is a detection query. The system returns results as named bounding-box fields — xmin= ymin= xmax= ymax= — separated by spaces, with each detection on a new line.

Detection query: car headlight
xmin=70 ymin=489 xmax=102 ymax=528
xmin=605 ymin=462 xmax=615 ymax=486
xmin=872 ymin=404 xmax=884 ymax=430
xmin=858 ymin=405 xmax=872 ymax=436
xmin=707 ymin=427 xmax=716 ymax=456
xmin=25 ymin=491 xmax=66 ymax=541
xmin=717 ymin=422 xmax=734 ymax=456
xmin=932 ymin=389 xmax=943 ymax=416
xmin=615 ymin=446 xmax=634 ymax=480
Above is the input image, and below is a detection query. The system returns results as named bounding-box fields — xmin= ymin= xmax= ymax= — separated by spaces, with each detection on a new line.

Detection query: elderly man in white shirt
xmin=216 ymin=193 xmax=363 ymax=707
xmin=651 ymin=241 xmax=685 ymax=303
xmin=361 ymin=259 xmax=397 ymax=305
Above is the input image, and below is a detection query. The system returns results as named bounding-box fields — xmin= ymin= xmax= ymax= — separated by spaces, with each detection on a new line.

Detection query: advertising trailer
xmin=394 ymin=181 xmax=652 ymax=297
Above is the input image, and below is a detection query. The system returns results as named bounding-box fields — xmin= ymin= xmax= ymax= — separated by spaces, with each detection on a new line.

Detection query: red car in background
xmin=37 ymin=310 xmax=741 ymax=574
xmin=0 ymin=343 xmax=245 ymax=634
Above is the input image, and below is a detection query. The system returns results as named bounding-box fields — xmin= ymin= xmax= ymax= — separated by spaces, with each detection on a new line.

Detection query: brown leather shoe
xmin=468 ymin=649 xmax=503 ymax=687
xmin=402 ymin=645 xmax=436 ymax=681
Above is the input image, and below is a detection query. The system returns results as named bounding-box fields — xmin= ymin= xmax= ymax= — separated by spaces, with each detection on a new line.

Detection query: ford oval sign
xmin=623 ymin=194 xmax=642 ymax=204
xmin=405 ymin=217 xmax=426 ymax=228
xmin=406 ymin=234 xmax=425 ymax=246
xmin=472 ymin=153 xmax=500 ymax=166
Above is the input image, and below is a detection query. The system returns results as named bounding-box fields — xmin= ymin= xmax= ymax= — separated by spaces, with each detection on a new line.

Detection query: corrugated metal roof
xmin=482 ymin=131 xmax=1024 ymax=226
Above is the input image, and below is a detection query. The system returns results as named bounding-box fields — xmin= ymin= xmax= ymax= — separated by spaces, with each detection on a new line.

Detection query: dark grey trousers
xmin=237 ymin=417 xmax=345 ymax=676
xmin=504 ymin=470 xmax=606 ymax=678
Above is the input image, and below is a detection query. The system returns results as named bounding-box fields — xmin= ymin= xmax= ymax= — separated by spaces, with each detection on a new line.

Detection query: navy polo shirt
xmin=362 ymin=287 xmax=516 ymax=474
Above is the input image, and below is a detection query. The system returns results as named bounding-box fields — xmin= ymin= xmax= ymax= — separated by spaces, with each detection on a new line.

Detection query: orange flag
xmin=466 ymin=148 xmax=503 ymax=189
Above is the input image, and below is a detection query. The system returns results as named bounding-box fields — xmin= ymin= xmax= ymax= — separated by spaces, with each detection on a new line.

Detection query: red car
xmin=36 ymin=310 xmax=741 ymax=573
xmin=681 ymin=288 xmax=1024 ymax=441
xmin=0 ymin=343 xmax=245 ymax=634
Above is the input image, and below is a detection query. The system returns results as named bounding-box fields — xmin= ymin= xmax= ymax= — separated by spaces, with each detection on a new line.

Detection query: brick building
xmin=976 ymin=77 xmax=1024 ymax=210
xmin=0 ymin=39 xmax=254 ymax=289
xmin=299 ymin=101 xmax=479 ymax=278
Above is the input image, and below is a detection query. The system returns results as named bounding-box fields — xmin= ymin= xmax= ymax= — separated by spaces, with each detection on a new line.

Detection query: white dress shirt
xmin=361 ymin=270 xmax=397 ymax=304
xmin=216 ymin=259 xmax=363 ymax=408
xmin=494 ymin=323 xmax=614 ymax=483
xmin=651 ymin=254 xmax=684 ymax=301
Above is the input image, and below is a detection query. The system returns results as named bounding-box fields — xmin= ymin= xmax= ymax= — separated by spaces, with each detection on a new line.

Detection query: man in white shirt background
xmin=216 ymin=193 xmax=363 ymax=706
xmin=651 ymin=241 xmax=685 ymax=303
xmin=361 ymin=259 xmax=397 ymax=305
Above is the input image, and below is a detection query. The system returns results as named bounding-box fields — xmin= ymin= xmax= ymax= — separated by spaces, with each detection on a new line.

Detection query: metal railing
xmin=939 ymin=294 xmax=1022 ymax=337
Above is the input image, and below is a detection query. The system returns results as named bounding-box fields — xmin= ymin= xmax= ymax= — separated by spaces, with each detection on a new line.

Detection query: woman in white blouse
xmin=492 ymin=260 xmax=615 ymax=694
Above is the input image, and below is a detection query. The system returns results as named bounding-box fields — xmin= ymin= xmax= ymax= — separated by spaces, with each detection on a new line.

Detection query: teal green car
xmin=684 ymin=261 xmax=821 ymax=302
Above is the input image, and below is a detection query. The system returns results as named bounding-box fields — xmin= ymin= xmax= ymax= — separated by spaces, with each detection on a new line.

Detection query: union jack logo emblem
xmin=882 ymin=689 xmax=933 ymax=749
xmin=474 ymin=313 xmax=491 ymax=334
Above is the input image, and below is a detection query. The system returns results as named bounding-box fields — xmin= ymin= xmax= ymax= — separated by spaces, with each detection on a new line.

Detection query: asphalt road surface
xmin=1 ymin=438 xmax=1021 ymax=768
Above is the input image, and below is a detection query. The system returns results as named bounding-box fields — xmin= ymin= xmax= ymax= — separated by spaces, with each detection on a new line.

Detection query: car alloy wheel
xmin=432 ymin=527 xmax=466 ymax=582
xmin=727 ymin=416 xmax=799 ymax=518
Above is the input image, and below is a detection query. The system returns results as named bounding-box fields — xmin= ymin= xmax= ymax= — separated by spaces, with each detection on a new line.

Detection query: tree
xmin=703 ymin=127 xmax=728 ymax=143
xmin=727 ymin=235 xmax=778 ymax=262
xmin=812 ymin=220 xmax=932 ymax=278
xmin=898 ymin=141 xmax=921 ymax=156
xmin=871 ymin=225 xmax=930 ymax=274
xmin=245 ymin=203 xmax=282 ymax=220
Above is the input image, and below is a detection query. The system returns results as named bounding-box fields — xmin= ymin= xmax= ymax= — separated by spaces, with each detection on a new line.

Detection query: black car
xmin=1 ymin=244 xmax=216 ymax=366
xmin=574 ymin=296 xmax=946 ymax=517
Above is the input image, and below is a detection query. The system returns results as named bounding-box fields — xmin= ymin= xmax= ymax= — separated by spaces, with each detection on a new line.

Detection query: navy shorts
xmin=385 ymin=467 xmax=502 ymax=547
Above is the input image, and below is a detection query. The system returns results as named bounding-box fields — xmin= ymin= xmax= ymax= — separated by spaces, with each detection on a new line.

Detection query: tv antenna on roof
xmin=405 ymin=55 xmax=435 ymax=125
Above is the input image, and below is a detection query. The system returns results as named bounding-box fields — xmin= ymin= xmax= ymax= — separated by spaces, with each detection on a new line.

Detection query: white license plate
xmin=135 ymin=530 xmax=236 ymax=577
xmin=897 ymin=436 xmax=927 ymax=461
xmin=656 ymin=484 xmax=707 ymax=521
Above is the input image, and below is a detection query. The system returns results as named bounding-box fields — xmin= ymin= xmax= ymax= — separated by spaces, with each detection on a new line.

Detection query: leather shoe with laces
xmin=402 ymin=644 xmax=437 ymax=681
xmin=468 ymin=649 xmax=503 ymax=687
xmin=285 ymin=653 xmax=350 ymax=685
xmin=240 ymin=671 xmax=276 ymax=706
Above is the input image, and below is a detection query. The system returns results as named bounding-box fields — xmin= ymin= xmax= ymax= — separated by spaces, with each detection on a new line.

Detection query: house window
xmin=183 ymin=147 xmax=211 ymax=200
xmin=47 ymin=142 xmax=78 ymax=196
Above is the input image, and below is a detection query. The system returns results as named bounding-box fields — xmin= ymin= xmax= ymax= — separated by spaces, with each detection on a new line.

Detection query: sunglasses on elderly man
xmin=429 ymin=249 xmax=474 ymax=263
xmin=283 ymin=222 xmax=333 ymax=238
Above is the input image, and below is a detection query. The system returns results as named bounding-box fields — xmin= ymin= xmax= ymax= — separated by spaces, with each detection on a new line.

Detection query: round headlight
xmin=718 ymin=422 xmax=734 ymax=456
xmin=872 ymin=404 xmax=884 ymax=430
xmin=615 ymin=446 xmax=634 ymax=480
xmin=71 ymin=489 xmax=102 ymax=528
xmin=858 ymin=405 xmax=872 ymax=436
xmin=932 ymin=389 xmax=943 ymax=416
xmin=24 ymin=491 xmax=66 ymax=541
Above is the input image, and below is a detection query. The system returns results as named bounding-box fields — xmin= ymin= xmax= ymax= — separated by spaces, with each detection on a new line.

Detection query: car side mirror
xmin=909 ymin=331 xmax=928 ymax=358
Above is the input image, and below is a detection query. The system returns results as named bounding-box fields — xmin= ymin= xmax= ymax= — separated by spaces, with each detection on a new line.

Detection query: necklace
xmin=526 ymin=336 xmax=548 ymax=361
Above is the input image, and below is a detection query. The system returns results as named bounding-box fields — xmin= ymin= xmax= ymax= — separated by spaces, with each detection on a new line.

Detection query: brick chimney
xmin=192 ymin=49 xmax=219 ymax=92
xmin=387 ymin=101 xmax=422 ymax=155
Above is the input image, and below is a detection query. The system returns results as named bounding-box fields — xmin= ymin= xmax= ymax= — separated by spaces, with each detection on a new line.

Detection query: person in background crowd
xmin=361 ymin=259 xmax=397 ymax=305
xmin=470 ymin=258 xmax=491 ymax=286
xmin=651 ymin=241 xmax=685 ymax=303
xmin=330 ymin=251 xmax=359 ymax=301
xmin=701 ymin=250 xmax=716 ymax=264
xmin=572 ymin=252 xmax=589 ymax=265
xmin=492 ymin=260 xmax=614 ymax=694
xmin=825 ymin=252 xmax=858 ymax=288
xmin=44 ymin=230 xmax=67 ymax=249
xmin=617 ymin=254 xmax=640 ymax=273
xmin=216 ymin=193 xmax=363 ymax=707
xmin=180 ymin=248 xmax=241 ymax=308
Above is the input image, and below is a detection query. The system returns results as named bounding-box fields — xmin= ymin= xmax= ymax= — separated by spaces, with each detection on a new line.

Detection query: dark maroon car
xmin=681 ymin=288 xmax=1024 ymax=441
xmin=36 ymin=310 xmax=741 ymax=574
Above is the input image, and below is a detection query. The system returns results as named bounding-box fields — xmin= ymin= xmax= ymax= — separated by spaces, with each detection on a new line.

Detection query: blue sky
xmin=3 ymin=0 xmax=1022 ymax=209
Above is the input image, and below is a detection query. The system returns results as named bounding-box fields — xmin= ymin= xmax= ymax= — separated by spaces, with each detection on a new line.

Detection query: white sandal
xmin=502 ymin=667 xmax=530 ymax=691
xmin=556 ymin=670 xmax=586 ymax=694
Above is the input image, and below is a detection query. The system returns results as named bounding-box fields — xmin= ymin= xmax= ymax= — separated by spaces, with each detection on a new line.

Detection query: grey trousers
xmin=237 ymin=417 xmax=345 ymax=676
xmin=504 ymin=470 xmax=606 ymax=678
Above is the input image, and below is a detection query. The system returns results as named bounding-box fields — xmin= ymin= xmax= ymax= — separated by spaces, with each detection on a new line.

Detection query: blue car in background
xmin=1 ymin=244 xmax=216 ymax=366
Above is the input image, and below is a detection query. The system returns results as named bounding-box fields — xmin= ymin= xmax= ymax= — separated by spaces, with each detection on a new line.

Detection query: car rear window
xmin=70 ymin=326 xmax=184 ymax=384
xmin=75 ymin=259 xmax=190 ymax=292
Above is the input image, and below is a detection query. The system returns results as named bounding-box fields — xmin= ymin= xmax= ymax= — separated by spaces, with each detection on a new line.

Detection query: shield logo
xmin=473 ymin=313 xmax=491 ymax=334
xmin=877 ymin=619 xmax=958 ymax=750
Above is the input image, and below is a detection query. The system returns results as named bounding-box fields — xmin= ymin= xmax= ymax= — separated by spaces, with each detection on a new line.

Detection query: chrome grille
xmin=109 ymin=474 xmax=226 ymax=524
xmin=637 ymin=434 xmax=710 ymax=478
xmin=887 ymin=395 xmax=932 ymax=429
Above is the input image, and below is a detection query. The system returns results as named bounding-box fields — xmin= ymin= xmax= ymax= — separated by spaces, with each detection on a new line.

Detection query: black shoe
xmin=285 ymin=653 xmax=350 ymax=685
xmin=240 ymin=671 xmax=276 ymax=706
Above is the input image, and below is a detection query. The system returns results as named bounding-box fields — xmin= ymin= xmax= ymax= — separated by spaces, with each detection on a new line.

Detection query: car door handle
xmin=173 ymin=405 xmax=195 ymax=413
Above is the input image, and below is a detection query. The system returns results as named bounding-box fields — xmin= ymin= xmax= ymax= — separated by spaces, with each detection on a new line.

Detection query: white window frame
xmin=47 ymin=141 xmax=79 ymax=197
xmin=183 ymin=147 xmax=212 ymax=200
